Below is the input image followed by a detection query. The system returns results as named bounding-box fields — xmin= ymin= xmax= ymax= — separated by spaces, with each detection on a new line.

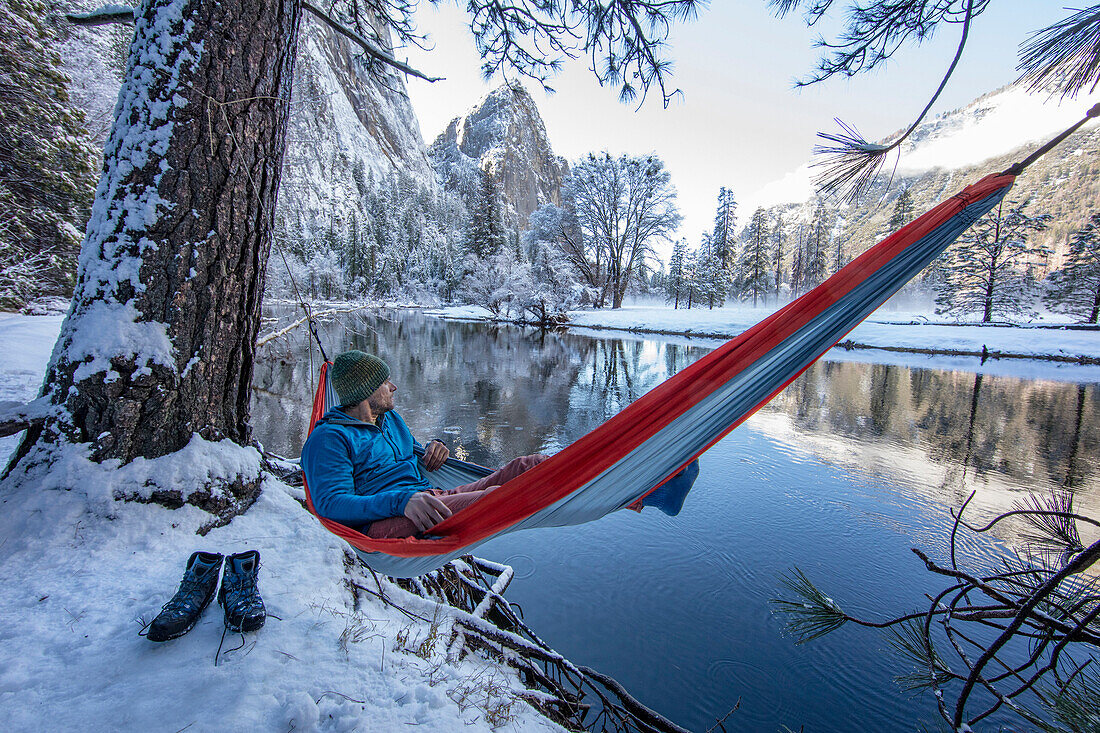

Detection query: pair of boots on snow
xmin=146 ymin=550 xmax=266 ymax=642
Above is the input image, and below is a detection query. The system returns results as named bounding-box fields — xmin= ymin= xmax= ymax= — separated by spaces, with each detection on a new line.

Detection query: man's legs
xmin=365 ymin=490 xmax=487 ymax=539
xmin=363 ymin=454 xmax=550 ymax=539
xmin=444 ymin=454 xmax=549 ymax=495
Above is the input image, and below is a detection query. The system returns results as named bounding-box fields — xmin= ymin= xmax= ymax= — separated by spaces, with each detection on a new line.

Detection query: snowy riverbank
xmin=0 ymin=313 xmax=566 ymax=732
xmin=427 ymin=303 xmax=1100 ymax=383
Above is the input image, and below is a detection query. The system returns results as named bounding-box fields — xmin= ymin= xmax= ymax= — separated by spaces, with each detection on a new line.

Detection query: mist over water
xmin=252 ymin=308 xmax=1100 ymax=731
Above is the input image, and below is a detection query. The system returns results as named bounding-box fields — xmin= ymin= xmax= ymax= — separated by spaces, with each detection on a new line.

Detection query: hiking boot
xmin=219 ymin=550 xmax=266 ymax=633
xmin=146 ymin=551 xmax=223 ymax=642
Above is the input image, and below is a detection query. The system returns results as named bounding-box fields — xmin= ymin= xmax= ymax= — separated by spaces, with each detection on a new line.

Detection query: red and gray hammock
xmin=299 ymin=108 xmax=1097 ymax=578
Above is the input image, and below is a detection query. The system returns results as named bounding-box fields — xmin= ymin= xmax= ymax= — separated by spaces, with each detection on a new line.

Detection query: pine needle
xmin=1044 ymin=663 xmax=1100 ymax=732
xmin=1017 ymin=491 xmax=1084 ymax=561
xmin=886 ymin=619 xmax=954 ymax=692
xmin=771 ymin=567 xmax=848 ymax=643
xmin=811 ymin=119 xmax=897 ymax=203
xmin=1019 ymin=5 xmax=1100 ymax=98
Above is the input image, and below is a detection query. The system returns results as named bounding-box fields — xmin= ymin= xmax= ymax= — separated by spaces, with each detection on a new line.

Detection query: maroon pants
xmin=365 ymin=454 xmax=549 ymax=539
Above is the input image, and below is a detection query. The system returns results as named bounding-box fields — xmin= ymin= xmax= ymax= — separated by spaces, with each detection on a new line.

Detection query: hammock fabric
xmin=303 ymin=172 xmax=1015 ymax=578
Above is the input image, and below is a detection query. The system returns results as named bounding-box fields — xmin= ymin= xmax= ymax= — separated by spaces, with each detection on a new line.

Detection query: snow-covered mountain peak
xmin=430 ymin=82 xmax=568 ymax=232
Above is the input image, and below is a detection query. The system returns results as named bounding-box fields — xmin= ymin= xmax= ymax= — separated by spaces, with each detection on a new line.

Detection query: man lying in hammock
xmin=301 ymin=350 xmax=550 ymax=538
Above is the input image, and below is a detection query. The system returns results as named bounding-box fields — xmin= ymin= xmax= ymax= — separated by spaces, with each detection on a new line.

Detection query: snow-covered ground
xmin=0 ymin=313 xmax=563 ymax=733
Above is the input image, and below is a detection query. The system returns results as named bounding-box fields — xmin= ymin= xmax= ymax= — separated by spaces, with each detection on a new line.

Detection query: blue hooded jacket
xmin=300 ymin=407 xmax=432 ymax=529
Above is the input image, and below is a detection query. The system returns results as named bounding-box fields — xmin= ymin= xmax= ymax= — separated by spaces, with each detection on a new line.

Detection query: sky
xmin=397 ymin=2 xmax=1062 ymax=258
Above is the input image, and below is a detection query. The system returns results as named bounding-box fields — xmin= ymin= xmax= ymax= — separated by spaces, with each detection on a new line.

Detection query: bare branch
xmin=300 ymin=1 xmax=443 ymax=82
xmin=66 ymin=6 xmax=136 ymax=27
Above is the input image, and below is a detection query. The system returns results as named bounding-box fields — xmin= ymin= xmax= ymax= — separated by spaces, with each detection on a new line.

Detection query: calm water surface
xmin=252 ymin=308 xmax=1100 ymax=732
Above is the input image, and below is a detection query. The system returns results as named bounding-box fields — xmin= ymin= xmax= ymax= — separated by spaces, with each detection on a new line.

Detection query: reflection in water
xmin=253 ymin=307 xmax=1098 ymax=519
xmin=250 ymin=307 xmax=1100 ymax=732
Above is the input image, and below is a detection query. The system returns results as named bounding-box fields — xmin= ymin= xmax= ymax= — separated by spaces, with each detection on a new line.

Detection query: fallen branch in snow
xmin=355 ymin=556 xmax=692 ymax=733
xmin=0 ymin=398 xmax=49 ymax=438
xmin=255 ymin=306 xmax=371 ymax=349
xmin=65 ymin=5 xmax=136 ymax=26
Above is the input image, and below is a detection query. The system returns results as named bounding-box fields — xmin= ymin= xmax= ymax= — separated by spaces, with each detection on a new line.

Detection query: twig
xmin=299 ymin=1 xmax=443 ymax=83
xmin=66 ymin=6 xmax=136 ymax=26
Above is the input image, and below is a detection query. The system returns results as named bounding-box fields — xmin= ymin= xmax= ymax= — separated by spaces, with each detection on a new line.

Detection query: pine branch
xmin=771 ymin=567 xmax=848 ymax=642
xmin=887 ymin=618 xmax=956 ymax=691
xmin=300 ymin=1 xmax=442 ymax=83
xmin=1017 ymin=492 xmax=1085 ymax=563
xmin=1018 ymin=4 xmax=1100 ymax=98
xmin=1044 ymin=663 xmax=1100 ymax=732
xmin=810 ymin=0 xmax=976 ymax=202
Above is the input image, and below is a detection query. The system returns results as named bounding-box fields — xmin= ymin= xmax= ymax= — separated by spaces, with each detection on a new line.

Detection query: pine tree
xmin=888 ymin=187 xmax=915 ymax=232
xmin=0 ymin=0 xmax=97 ymax=307
xmin=738 ymin=207 xmax=772 ymax=307
xmin=666 ymin=238 xmax=687 ymax=308
xmin=789 ymin=224 xmax=806 ymax=298
xmin=695 ymin=234 xmax=730 ymax=308
xmin=935 ymin=199 xmax=1052 ymax=322
xmin=771 ymin=213 xmax=785 ymax=305
xmin=1043 ymin=213 xmax=1100 ymax=323
xmin=711 ymin=186 xmax=737 ymax=279
xmin=465 ymin=168 xmax=506 ymax=261
xmin=804 ymin=202 xmax=831 ymax=290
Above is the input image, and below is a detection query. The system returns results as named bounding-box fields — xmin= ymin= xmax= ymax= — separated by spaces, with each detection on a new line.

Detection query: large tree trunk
xmin=9 ymin=0 xmax=300 ymax=473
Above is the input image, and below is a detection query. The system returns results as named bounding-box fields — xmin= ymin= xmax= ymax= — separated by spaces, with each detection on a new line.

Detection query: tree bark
xmin=10 ymin=0 xmax=300 ymax=471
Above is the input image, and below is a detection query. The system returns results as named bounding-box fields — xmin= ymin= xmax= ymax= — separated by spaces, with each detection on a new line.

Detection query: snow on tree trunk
xmin=10 ymin=0 xmax=300 ymax=477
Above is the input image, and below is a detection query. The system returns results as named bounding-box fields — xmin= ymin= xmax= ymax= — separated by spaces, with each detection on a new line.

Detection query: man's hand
xmin=403 ymin=491 xmax=453 ymax=532
xmin=420 ymin=440 xmax=449 ymax=472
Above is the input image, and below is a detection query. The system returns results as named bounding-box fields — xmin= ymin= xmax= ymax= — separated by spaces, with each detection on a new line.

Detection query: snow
xmin=897 ymin=86 xmax=1100 ymax=174
xmin=2 ymin=294 xmax=1097 ymax=730
xmin=0 ymin=314 xmax=565 ymax=733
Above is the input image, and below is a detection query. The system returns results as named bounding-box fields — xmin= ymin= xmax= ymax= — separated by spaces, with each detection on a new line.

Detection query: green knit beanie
xmin=330 ymin=350 xmax=390 ymax=408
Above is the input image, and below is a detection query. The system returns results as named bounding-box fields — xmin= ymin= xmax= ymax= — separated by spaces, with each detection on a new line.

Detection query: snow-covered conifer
xmin=803 ymin=202 xmax=832 ymax=290
xmin=666 ymin=238 xmax=688 ymax=308
xmin=711 ymin=187 xmax=737 ymax=277
xmin=1043 ymin=213 xmax=1100 ymax=323
xmin=771 ymin=213 xmax=786 ymax=305
xmin=693 ymin=232 xmax=723 ymax=309
xmin=465 ymin=168 xmax=506 ymax=261
xmin=935 ymin=199 xmax=1052 ymax=322
xmin=888 ymin=187 xmax=915 ymax=233
xmin=737 ymin=207 xmax=772 ymax=307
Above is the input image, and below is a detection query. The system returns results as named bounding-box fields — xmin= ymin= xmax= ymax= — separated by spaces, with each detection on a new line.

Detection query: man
xmin=301 ymin=350 xmax=548 ymax=538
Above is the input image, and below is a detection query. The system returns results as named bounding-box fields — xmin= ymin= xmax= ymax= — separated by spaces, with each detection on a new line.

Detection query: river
xmin=252 ymin=307 xmax=1100 ymax=732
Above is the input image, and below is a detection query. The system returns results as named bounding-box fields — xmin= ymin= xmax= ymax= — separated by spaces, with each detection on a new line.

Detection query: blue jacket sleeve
xmin=301 ymin=428 xmax=417 ymax=526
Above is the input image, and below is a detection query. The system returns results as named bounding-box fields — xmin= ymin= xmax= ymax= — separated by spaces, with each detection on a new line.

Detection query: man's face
xmin=367 ymin=379 xmax=397 ymax=416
